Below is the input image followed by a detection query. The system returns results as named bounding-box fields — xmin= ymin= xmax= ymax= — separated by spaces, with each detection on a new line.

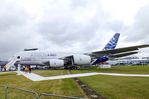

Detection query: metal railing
xmin=39 ymin=93 xmax=85 ymax=99
xmin=0 ymin=85 xmax=86 ymax=99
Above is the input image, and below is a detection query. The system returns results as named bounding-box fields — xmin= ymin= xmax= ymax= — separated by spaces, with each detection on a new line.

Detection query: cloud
xmin=115 ymin=4 xmax=149 ymax=56
xmin=34 ymin=0 xmax=111 ymax=51
xmin=120 ymin=5 xmax=149 ymax=45
xmin=0 ymin=0 xmax=149 ymax=59
xmin=0 ymin=0 xmax=35 ymax=58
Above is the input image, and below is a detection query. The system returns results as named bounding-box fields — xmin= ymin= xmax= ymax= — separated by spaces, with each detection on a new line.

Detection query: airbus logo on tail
xmin=103 ymin=33 xmax=120 ymax=50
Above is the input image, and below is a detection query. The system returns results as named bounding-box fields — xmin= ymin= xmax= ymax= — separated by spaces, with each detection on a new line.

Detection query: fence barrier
xmin=0 ymin=85 xmax=86 ymax=99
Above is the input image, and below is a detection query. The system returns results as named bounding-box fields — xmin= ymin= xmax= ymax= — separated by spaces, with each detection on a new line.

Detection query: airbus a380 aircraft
xmin=5 ymin=33 xmax=149 ymax=70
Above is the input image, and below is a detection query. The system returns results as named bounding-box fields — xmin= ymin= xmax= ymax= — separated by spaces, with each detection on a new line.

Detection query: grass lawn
xmin=74 ymin=65 xmax=149 ymax=74
xmin=76 ymin=75 xmax=149 ymax=99
xmin=1 ymin=65 xmax=149 ymax=99
xmin=32 ymin=70 xmax=68 ymax=76
xmin=71 ymin=65 xmax=149 ymax=99
xmin=0 ymin=70 xmax=86 ymax=99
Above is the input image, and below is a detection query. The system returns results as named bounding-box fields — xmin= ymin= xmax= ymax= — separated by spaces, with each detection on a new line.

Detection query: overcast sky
xmin=0 ymin=0 xmax=149 ymax=59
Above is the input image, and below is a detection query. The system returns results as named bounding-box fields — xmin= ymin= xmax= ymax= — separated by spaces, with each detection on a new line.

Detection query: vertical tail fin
xmin=103 ymin=33 xmax=120 ymax=50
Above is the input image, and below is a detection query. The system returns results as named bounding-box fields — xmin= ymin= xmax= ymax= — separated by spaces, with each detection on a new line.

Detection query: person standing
xmin=29 ymin=66 xmax=31 ymax=73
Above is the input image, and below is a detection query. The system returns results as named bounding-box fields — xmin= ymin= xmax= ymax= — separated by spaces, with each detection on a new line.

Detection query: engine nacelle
xmin=48 ymin=59 xmax=64 ymax=67
xmin=72 ymin=54 xmax=91 ymax=65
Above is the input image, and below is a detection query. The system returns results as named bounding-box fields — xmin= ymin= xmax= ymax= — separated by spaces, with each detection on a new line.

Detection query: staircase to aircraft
xmin=5 ymin=57 xmax=19 ymax=71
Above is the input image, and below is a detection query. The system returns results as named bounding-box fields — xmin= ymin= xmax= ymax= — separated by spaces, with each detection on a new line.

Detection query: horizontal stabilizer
xmin=91 ymin=44 xmax=149 ymax=58
xmin=24 ymin=48 xmax=38 ymax=51
xmin=110 ymin=51 xmax=138 ymax=58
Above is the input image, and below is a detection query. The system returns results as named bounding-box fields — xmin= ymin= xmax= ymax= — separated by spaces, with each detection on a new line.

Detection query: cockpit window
xmin=17 ymin=56 xmax=20 ymax=59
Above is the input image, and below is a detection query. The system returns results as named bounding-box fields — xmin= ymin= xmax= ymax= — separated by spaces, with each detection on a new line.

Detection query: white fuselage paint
xmin=14 ymin=50 xmax=85 ymax=66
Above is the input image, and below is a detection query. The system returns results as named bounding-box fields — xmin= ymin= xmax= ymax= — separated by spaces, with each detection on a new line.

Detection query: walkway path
xmin=20 ymin=71 xmax=44 ymax=81
xmin=20 ymin=71 xmax=100 ymax=81
xmin=19 ymin=71 xmax=149 ymax=81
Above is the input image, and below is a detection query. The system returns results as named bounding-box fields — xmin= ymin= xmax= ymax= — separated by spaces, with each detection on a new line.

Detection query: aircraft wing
xmin=88 ymin=44 xmax=149 ymax=58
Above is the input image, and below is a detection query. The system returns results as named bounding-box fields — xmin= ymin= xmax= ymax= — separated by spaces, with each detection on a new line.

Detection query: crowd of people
xmin=23 ymin=66 xmax=31 ymax=73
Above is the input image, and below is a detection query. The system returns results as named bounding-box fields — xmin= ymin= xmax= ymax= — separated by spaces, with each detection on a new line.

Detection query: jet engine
xmin=48 ymin=59 xmax=64 ymax=67
xmin=72 ymin=54 xmax=91 ymax=65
